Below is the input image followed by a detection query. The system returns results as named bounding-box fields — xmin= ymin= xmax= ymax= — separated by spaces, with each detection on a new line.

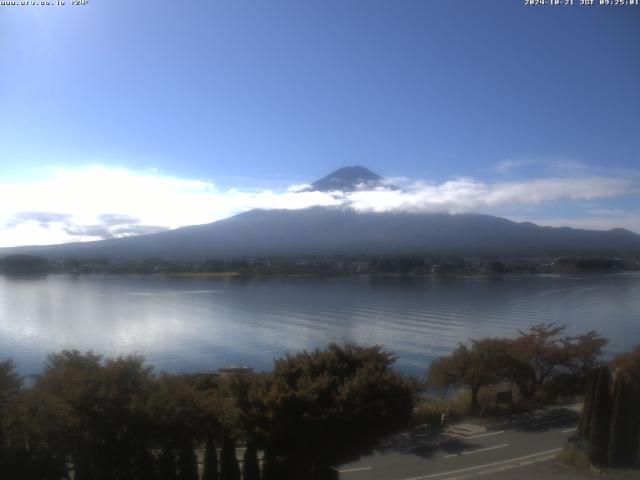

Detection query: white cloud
xmin=0 ymin=165 xmax=636 ymax=247
xmin=344 ymin=177 xmax=632 ymax=214
xmin=0 ymin=166 xmax=341 ymax=247
xmin=493 ymin=158 xmax=588 ymax=176
xmin=287 ymin=183 xmax=311 ymax=193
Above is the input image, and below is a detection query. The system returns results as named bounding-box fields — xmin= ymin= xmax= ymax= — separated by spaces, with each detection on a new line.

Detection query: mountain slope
xmin=2 ymin=207 xmax=640 ymax=260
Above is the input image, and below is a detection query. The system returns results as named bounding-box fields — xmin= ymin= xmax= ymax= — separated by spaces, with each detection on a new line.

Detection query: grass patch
xmin=557 ymin=445 xmax=591 ymax=471
xmin=557 ymin=445 xmax=640 ymax=478
xmin=412 ymin=392 xmax=472 ymax=427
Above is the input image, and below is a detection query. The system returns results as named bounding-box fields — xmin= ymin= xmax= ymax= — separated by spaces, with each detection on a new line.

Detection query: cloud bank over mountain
xmin=343 ymin=176 xmax=631 ymax=213
xmin=0 ymin=165 xmax=638 ymax=247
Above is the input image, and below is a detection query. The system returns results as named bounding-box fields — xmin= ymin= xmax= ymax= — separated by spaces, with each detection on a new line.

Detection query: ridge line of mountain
xmin=1 ymin=205 xmax=639 ymax=260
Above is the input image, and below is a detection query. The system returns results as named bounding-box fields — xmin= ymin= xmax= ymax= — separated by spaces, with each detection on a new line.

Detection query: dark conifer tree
xmin=242 ymin=441 xmax=260 ymax=480
xmin=74 ymin=456 xmax=93 ymax=480
xmin=579 ymin=367 xmax=597 ymax=439
xmin=608 ymin=373 xmax=640 ymax=467
xmin=607 ymin=373 xmax=627 ymax=466
xmin=6 ymin=447 xmax=69 ymax=480
xmin=202 ymin=437 xmax=219 ymax=480
xmin=260 ymin=451 xmax=276 ymax=480
xmin=134 ymin=447 xmax=157 ymax=480
xmin=177 ymin=445 xmax=199 ymax=480
xmin=626 ymin=380 xmax=640 ymax=467
xmin=588 ymin=366 xmax=610 ymax=466
xmin=219 ymin=432 xmax=241 ymax=480
xmin=158 ymin=448 xmax=179 ymax=480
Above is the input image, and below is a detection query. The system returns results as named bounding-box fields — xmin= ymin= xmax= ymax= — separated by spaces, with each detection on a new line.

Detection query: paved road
xmin=483 ymin=460 xmax=593 ymax=480
xmin=338 ymin=406 xmax=583 ymax=480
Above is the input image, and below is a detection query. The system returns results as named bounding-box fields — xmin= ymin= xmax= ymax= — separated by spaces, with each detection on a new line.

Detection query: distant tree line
xmin=0 ymin=344 xmax=416 ymax=480
xmin=2 ymin=254 xmax=638 ymax=276
xmin=0 ymin=255 xmax=50 ymax=275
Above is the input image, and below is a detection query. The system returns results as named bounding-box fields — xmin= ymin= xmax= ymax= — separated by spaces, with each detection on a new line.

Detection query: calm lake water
xmin=1 ymin=273 xmax=639 ymax=377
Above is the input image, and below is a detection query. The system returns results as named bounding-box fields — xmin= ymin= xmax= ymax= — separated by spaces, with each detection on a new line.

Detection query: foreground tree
xmin=201 ymin=436 xmax=219 ymax=480
xmin=428 ymin=338 xmax=511 ymax=411
xmin=2 ymin=387 xmax=70 ymax=479
xmin=0 ymin=360 xmax=27 ymax=476
xmin=9 ymin=351 xmax=157 ymax=480
xmin=578 ymin=367 xmax=597 ymax=439
xmin=606 ymin=373 xmax=639 ymax=467
xmin=262 ymin=343 xmax=416 ymax=479
xmin=216 ymin=371 xmax=268 ymax=469
xmin=610 ymin=347 xmax=640 ymax=466
xmin=242 ymin=441 xmax=260 ymax=480
xmin=613 ymin=346 xmax=640 ymax=384
xmin=578 ymin=357 xmax=640 ymax=469
xmin=509 ymin=323 xmax=606 ymax=399
xmin=0 ymin=360 xmax=21 ymax=414
xmin=588 ymin=366 xmax=611 ymax=466
xmin=219 ymin=432 xmax=241 ymax=480
xmin=1 ymin=343 xmax=413 ymax=478
xmin=47 ymin=352 xmax=155 ymax=478
xmin=178 ymin=444 xmax=198 ymax=480
xmin=147 ymin=372 xmax=210 ymax=475
xmin=133 ymin=447 xmax=156 ymax=480
xmin=158 ymin=448 xmax=179 ymax=480
xmin=0 ymin=360 xmax=21 ymax=453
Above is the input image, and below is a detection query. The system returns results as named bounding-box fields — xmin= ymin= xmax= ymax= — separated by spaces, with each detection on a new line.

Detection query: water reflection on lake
xmin=1 ymin=273 xmax=639 ymax=376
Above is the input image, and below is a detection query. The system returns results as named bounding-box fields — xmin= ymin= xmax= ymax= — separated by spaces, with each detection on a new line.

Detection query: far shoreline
xmin=3 ymin=269 xmax=640 ymax=281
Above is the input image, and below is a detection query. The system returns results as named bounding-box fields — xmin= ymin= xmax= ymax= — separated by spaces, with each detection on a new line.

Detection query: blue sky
xmin=1 ymin=0 xmax=639 ymax=246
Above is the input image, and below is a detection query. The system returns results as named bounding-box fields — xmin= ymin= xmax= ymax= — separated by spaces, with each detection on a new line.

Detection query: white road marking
xmin=401 ymin=447 xmax=563 ymax=480
xmin=449 ymin=430 xmax=505 ymax=440
xmin=338 ymin=466 xmax=372 ymax=473
xmin=465 ymin=430 xmax=505 ymax=439
xmin=562 ymin=427 xmax=577 ymax=434
xmin=443 ymin=443 xmax=509 ymax=458
xmin=461 ymin=443 xmax=508 ymax=455
xmin=475 ymin=455 xmax=557 ymax=477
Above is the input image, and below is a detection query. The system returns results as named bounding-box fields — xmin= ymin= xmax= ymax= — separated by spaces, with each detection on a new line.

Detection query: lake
xmin=1 ymin=273 xmax=639 ymax=377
